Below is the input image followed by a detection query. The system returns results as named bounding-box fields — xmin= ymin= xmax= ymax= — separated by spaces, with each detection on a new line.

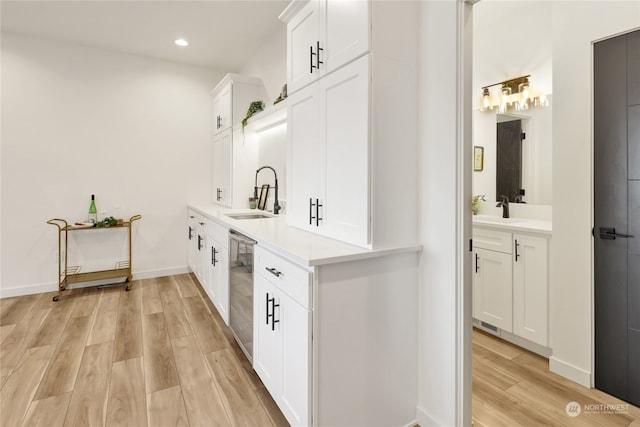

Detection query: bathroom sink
xmin=473 ymin=215 xmax=525 ymax=224
xmin=225 ymin=213 xmax=274 ymax=220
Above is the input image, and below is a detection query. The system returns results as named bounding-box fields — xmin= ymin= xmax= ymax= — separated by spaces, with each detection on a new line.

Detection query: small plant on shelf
xmin=242 ymin=100 xmax=265 ymax=128
xmin=472 ymin=195 xmax=486 ymax=215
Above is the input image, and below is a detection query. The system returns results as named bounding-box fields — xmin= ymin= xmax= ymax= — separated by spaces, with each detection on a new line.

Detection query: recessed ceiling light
xmin=175 ymin=39 xmax=189 ymax=47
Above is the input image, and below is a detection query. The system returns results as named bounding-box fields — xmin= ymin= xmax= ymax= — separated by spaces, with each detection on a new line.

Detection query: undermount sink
xmin=225 ymin=213 xmax=274 ymax=220
xmin=473 ymin=215 xmax=525 ymax=224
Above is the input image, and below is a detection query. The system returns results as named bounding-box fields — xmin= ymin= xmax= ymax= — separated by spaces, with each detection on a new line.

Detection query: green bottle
xmin=88 ymin=194 xmax=97 ymax=224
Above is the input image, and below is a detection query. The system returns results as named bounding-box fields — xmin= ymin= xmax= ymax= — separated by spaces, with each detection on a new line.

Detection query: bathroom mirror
xmin=472 ymin=100 xmax=552 ymax=205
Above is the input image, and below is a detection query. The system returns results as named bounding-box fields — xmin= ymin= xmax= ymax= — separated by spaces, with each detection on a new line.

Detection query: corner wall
xmin=1 ymin=33 xmax=223 ymax=296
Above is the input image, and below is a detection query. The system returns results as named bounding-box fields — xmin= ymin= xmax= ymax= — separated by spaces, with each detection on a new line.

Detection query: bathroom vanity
xmin=472 ymin=215 xmax=552 ymax=355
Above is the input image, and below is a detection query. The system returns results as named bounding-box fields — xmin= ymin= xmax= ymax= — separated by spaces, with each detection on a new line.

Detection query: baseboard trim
xmin=549 ymin=356 xmax=592 ymax=387
xmin=0 ymin=265 xmax=191 ymax=298
xmin=416 ymin=405 xmax=441 ymax=427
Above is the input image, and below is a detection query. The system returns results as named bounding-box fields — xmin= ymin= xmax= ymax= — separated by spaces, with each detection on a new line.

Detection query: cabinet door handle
xmin=310 ymin=45 xmax=316 ymax=73
xmin=271 ymin=297 xmax=280 ymax=331
xmin=265 ymin=267 xmax=282 ymax=277
xmin=266 ymin=292 xmax=271 ymax=326
xmin=475 ymin=253 xmax=479 ymax=273
xmin=188 ymin=226 xmax=193 ymax=240
xmin=316 ymin=199 xmax=323 ymax=226
xmin=189 ymin=215 xmax=195 ymax=219
xmin=515 ymin=239 xmax=520 ymax=262
xmin=216 ymin=188 xmax=222 ymax=201
xmin=309 ymin=197 xmax=316 ymax=225
xmin=316 ymin=41 xmax=323 ymax=69
xmin=212 ymin=247 xmax=218 ymax=266
xmin=197 ymin=235 xmax=203 ymax=251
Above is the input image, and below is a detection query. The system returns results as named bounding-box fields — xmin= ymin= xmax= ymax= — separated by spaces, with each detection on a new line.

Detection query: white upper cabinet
xmin=283 ymin=0 xmax=419 ymax=249
xmin=282 ymin=0 xmax=370 ymax=94
xmin=212 ymin=129 xmax=232 ymax=207
xmin=287 ymin=55 xmax=370 ymax=246
xmin=210 ymin=74 xmax=265 ymax=208
xmin=212 ymin=84 xmax=232 ymax=134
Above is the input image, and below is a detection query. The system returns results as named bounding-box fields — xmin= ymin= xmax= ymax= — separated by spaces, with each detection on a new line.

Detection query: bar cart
xmin=47 ymin=215 xmax=141 ymax=301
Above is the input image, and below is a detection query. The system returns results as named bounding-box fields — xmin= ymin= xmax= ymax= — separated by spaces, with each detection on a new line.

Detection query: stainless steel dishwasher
xmin=228 ymin=229 xmax=256 ymax=362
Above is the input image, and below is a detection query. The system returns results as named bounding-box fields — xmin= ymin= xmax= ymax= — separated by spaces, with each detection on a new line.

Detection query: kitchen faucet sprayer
xmin=255 ymin=166 xmax=281 ymax=214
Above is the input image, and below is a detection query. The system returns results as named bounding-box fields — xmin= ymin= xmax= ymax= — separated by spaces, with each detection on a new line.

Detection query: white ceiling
xmin=0 ymin=0 xmax=290 ymax=70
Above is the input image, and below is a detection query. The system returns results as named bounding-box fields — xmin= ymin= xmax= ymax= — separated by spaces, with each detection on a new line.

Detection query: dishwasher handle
xmin=229 ymin=229 xmax=257 ymax=245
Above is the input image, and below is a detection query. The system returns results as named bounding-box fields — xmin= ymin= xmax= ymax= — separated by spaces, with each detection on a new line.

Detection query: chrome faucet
xmin=496 ymin=195 xmax=510 ymax=218
xmin=254 ymin=166 xmax=281 ymax=215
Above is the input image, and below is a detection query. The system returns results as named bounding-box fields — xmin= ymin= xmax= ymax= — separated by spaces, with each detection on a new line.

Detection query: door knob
xmin=598 ymin=227 xmax=634 ymax=240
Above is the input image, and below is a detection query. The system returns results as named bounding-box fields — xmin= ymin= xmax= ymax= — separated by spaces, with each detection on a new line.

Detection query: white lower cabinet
xmin=513 ymin=233 xmax=548 ymax=346
xmin=253 ymin=246 xmax=311 ymax=426
xmin=473 ymin=226 xmax=550 ymax=347
xmin=186 ymin=209 xmax=230 ymax=325
xmin=206 ymin=231 xmax=229 ymax=325
xmin=473 ymin=247 xmax=513 ymax=332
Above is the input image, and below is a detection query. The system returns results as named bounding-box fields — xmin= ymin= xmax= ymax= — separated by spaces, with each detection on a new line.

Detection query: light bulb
xmin=175 ymin=39 xmax=189 ymax=47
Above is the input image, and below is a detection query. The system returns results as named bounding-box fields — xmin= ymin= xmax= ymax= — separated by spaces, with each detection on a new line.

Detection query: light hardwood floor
xmin=473 ymin=328 xmax=640 ymax=427
xmin=4 ymin=276 xmax=640 ymax=427
xmin=0 ymin=274 xmax=289 ymax=427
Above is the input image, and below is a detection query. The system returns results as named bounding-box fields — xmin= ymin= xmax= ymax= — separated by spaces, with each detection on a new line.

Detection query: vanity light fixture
xmin=174 ymin=38 xmax=189 ymax=47
xmin=480 ymin=75 xmax=549 ymax=112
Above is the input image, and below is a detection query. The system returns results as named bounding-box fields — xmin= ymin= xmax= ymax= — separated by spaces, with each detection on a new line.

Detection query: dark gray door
xmin=496 ymin=119 xmax=522 ymax=202
xmin=594 ymin=29 xmax=640 ymax=407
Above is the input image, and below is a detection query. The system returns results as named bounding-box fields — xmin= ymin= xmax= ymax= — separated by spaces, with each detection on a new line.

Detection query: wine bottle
xmin=88 ymin=194 xmax=97 ymax=224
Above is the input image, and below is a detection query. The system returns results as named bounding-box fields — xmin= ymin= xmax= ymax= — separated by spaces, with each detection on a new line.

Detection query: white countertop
xmin=472 ymin=214 xmax=552 ymax=235
xmin=189 ymin=204 xmax=422 ymax=267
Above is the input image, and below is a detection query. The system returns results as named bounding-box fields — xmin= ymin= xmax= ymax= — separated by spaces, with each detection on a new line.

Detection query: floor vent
xmin=480 ymin=321 xmax=498 ymax=332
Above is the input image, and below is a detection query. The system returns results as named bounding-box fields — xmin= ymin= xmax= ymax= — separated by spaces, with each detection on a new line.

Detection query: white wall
xmin=550 ymin=2 xmax=640 ymax=386
xmin=238 ymin=26 xmax=287 ymax=106
xmin=472 ymin=0 xmax=553 ymax=206
xmin=417 ymin=1 xmax=470 ymax=425
xmin=1 ymin=33 xmax=223 ymax=296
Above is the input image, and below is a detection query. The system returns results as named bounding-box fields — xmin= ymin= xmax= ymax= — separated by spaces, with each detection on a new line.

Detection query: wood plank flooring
xmin=4 ymin=276 xmax=640 ymax=427
xmin=473 ymin=328 xmax=640 ymax=427
xmin=0 ymin=274 xmax=288 ymax=427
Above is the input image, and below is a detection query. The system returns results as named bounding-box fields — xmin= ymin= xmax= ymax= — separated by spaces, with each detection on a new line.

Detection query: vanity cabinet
xmin=282 ymin=0 xmax=369 ymax=94
xmin=210 ymin=74 xmax=264 ymax=208
xmin=206 ymin=221 xmax=230 ymax=325
xmin=472 ymin=226 xmax=550 ymax=347
xmin=513 ymin=233 xmax=548 ymax=346
xmin=283 ymin=1 xmax=419 ymax=248
xmin=253 ymin=245 xmax=311 ymax=426
xmin=472 ymin=229 xmax=513 ymax=332
xmin=287 ymin=55 xmax=369 ymax=246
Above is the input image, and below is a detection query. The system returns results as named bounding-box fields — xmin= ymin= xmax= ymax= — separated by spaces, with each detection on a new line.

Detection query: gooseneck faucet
xmin=496 ymin=195 xmax=510 ymax=218
xmin=254 ymin=166 xmax=281 ymax=214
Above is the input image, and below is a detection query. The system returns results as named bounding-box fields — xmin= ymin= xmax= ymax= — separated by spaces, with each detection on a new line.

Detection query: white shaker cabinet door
xmin=287 ymin=0 xmax=321 ymax=94
xmin=320 ymin=55 xmax=370 ymax=247
xmin=287 ymin=83 xmax=322 ymax=232
xmin=213 ymin=83 xmax=232 ymax=134
xmin=513 ymin=233 xmax=549 ymax=346
xmin=323 ymin=0 xmax=370 ymax=74
xmin=207 ymin=235 xmax=229 ymax=325
xmin=473 ymin=247 xmax=513 ymax=332
xmin=254 ymin=274 xmax=280 ymax=395
xmin=212 ymin=129 xmax=232 ymax=207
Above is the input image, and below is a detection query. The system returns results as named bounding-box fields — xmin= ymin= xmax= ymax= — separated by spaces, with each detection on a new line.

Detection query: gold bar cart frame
xmin=47 ymin=215 xmax=141 ymax=301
